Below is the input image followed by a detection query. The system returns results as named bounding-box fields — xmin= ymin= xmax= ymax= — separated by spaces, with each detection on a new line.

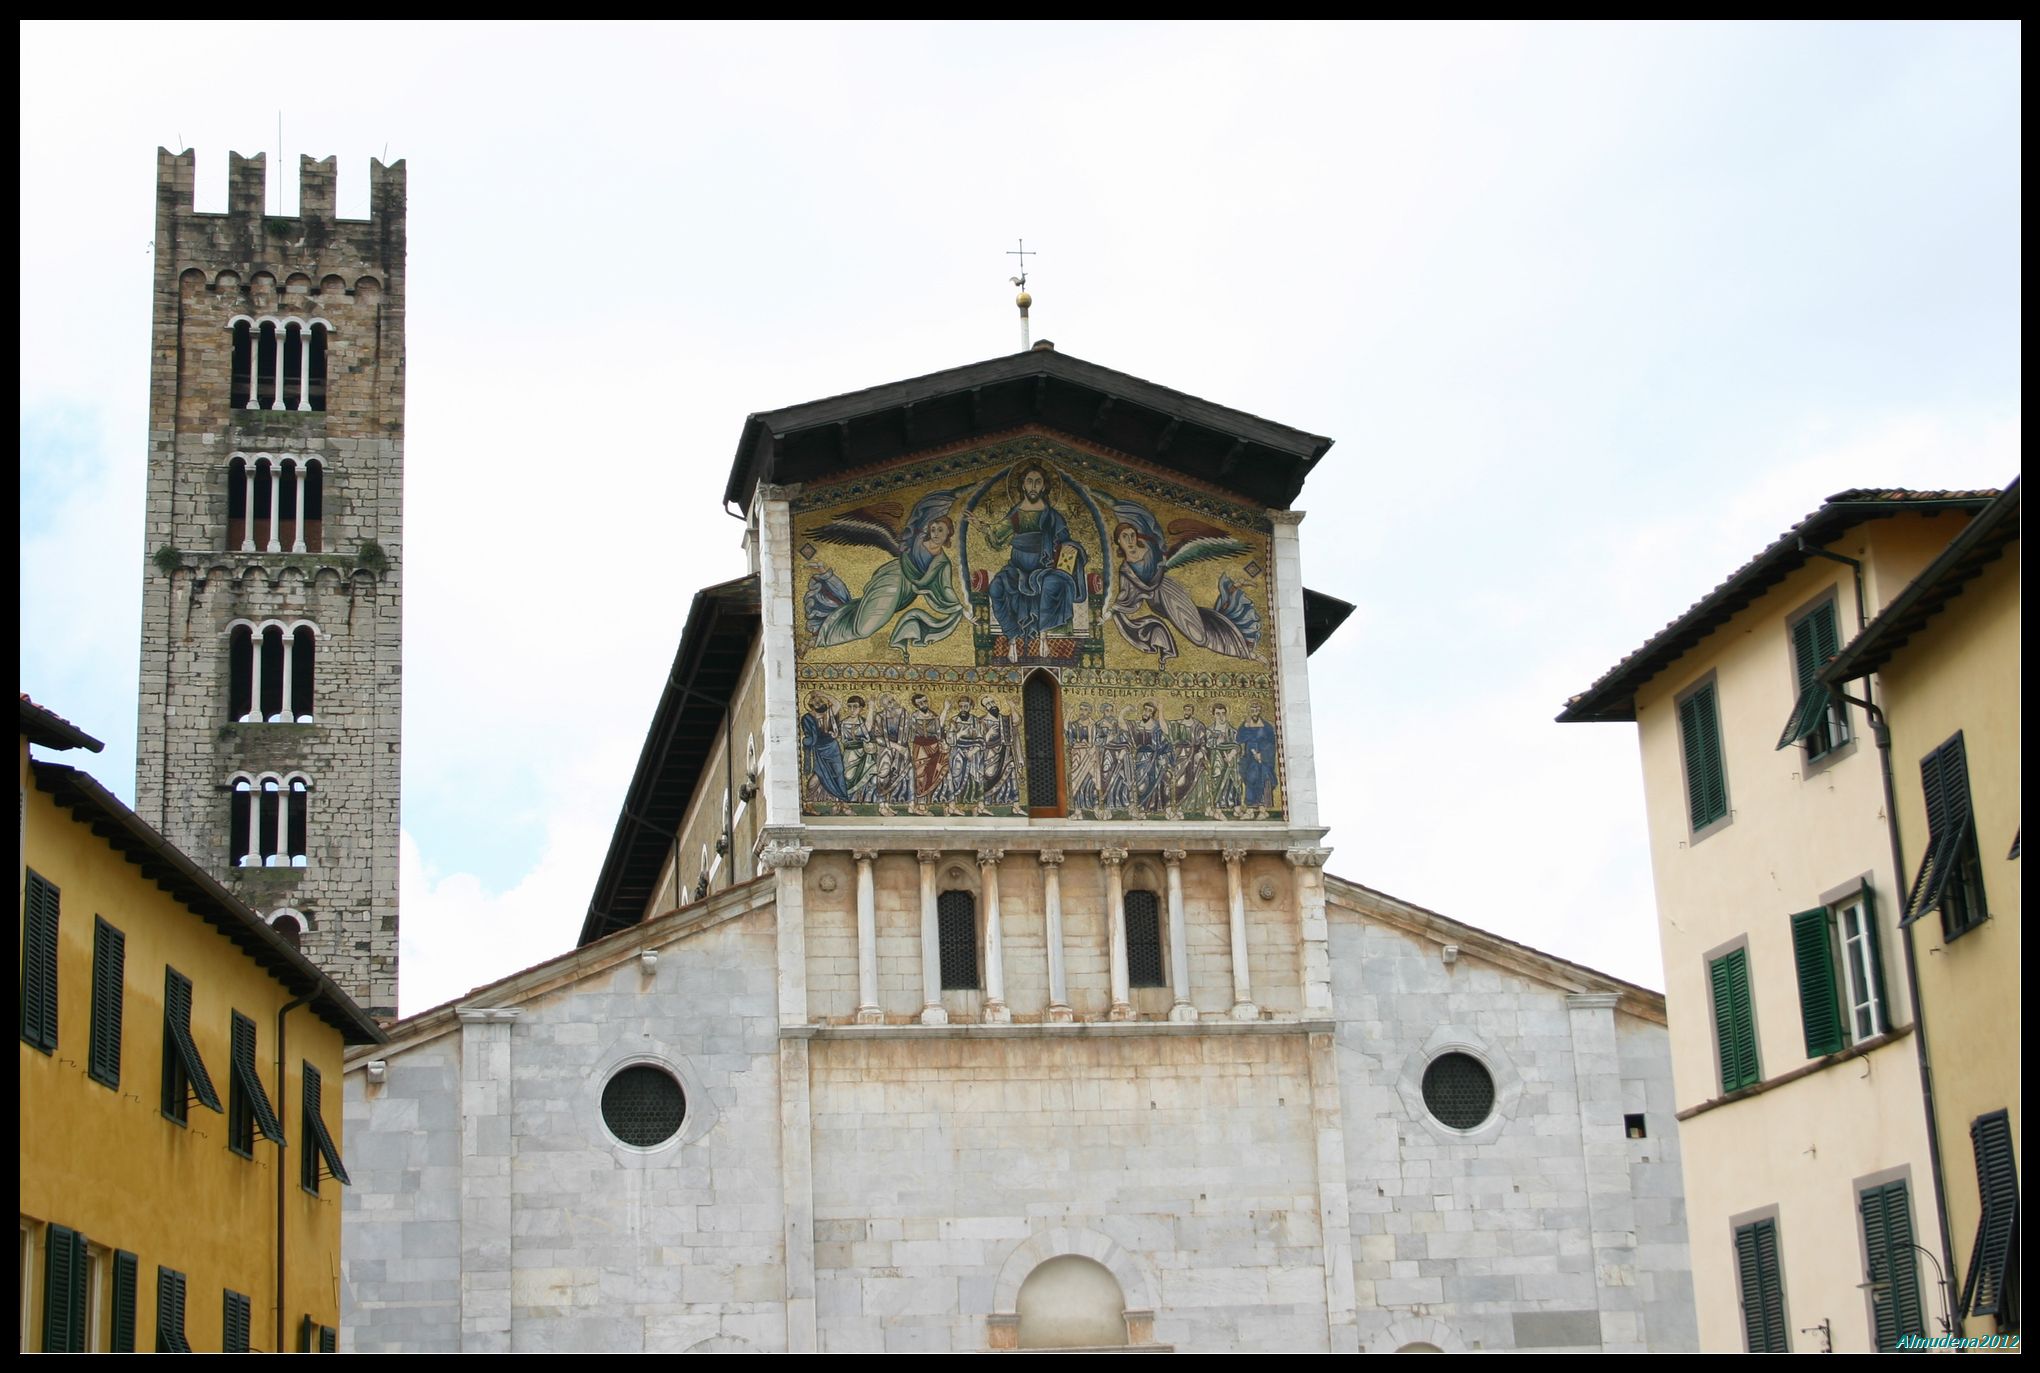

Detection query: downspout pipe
xmin=1832 ymin=687 xmax=1960 ymax=1331
xmin=276 ymin=994 xmax=311 ymax=1353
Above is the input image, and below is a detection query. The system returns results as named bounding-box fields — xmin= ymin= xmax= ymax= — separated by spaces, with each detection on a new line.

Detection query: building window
xmin=1961 ymin=1109 xmax=2020 ymax=1329
xmin=227 ymin=1011 xmax=285 ymax=1157
xmin=1778 ymin=598 xmax=1850 ymax=760
xmin=226 ymin=455 xmax=324 ymax=553
xmin=88 ymin=918 xmax=125 ymax=1089
xmin=300 ymin=1061 xmax=351 ymax=1193
xmin=1708 ymin=947 xmax=1761 ymax=1093
xmin=160 ymin=967 xmax=222 ymax=1125
xmin=1834 ymin=891 xmax=1888 ymax=1046
xmin=228 ymin=623 xmax=316 ymax=723
xmin=1421 ymin=1052 xmax=1497 ymax=1130
xmin=1906 ymin=732 xmax=1987 ymax=941
xmin=1861 ymin=1178 xmax=1926 ymax=1350
xmin=1125 ymin=888 xmax=1165 ymax=988
xmin=222 ymin=1290 xmax=252 ymax=1353
xmin=600 ymin=1064 xmax=687 ymax=1148
xmin=1023 ymin=671 xmax=1063 ymax=815
xmin=155 ymin=1268 xmax=190 ymax=1353
xmin=1676 ymin=680 xmax=1730 ymax=834
xmin=20 ymin=869 xmax=61 ymax=1053
xmin=230 ymin=774 xmax=311 ymax=868
xmin=938 ymin=889 xmax=980 ymax=991
xmin=300 ymin=1317 xmax=339 ymax=1352
xmin=268 ymin=910 xmax=306 ymax=950
xmin=230 ymin=317 xmax=329 ymax=412
xmin=1733 ymin=1217 xmax=1790 ymax=1352
xmin=110 ymin=1252 xmax=136 ymax=1354
xmin=40 ymin=1224 xmax=87 ymax=1353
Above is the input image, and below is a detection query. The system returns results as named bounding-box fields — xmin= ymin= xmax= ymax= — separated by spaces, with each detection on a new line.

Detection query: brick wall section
xmin=135 ymin=149 xmax=404 ymax=1015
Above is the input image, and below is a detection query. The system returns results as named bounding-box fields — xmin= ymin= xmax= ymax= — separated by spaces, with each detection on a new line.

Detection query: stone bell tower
xmin=135 ymin=149 xmax=404 ymax=1017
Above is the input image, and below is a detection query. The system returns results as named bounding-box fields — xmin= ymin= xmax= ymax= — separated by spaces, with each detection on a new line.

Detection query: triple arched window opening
xmin=227 ymin=455 xmax=324 ymax=553
xmin=937 ymin=885 xmax=1166 ymax=991
xmin=230 ymin=774 xmax=311 ymax=868
xmin=228 ymin=623 xmax=316 ymax=723
xmin=229 ymin=317 xmax=330 ymax=412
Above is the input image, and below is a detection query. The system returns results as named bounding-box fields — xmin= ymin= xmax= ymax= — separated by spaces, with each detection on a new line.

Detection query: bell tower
xmin=135 ymin=149 xmax=405 ymax=1017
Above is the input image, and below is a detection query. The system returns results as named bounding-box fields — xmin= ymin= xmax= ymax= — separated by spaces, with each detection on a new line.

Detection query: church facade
xmin=341 ymin=347 xmax=1697 ymax=1351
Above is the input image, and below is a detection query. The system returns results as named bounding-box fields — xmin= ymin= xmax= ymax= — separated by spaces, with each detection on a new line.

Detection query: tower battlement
xmin=155 ymin=147 xmax=406 ymax=227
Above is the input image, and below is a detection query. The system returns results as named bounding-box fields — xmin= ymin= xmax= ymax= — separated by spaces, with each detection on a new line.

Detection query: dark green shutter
xmin=319 ymin=1324 xmax=338 ymax=1353
xmin=89 ymin=918 xmax=125 ymax=1088
xmin=41 ymin=1223 xmax=87 ymax=1352
xmin=1710 ymin=949 xmax=1760 ymax=1092
xmin=1858 ymin=887 xmax=1892 ymax=1035
xmin=302 ymin=1061 xmax=351 ymax=1189
xmin=1862 ymin=1180 xmax=1925 ymax=1350
xmin=223 ymin=1290 xmax=251 ymax=1353
xmin=1734 ymin=1218 xmax=1789 ymax=1352
xmin=1907 ymin=734 xmax=1978 ymax=927
xmin=1960 ymin=1110 xmax=2020 ymax=1320
xmin=1778 ymin=606 xmax=1840 ymax=749
xmin=20 ymin=869 xmax=61 ymax=1052
xmin=300 ymin=1314 xmax=316 ymax=1353
xmin=162 ymin=968 xmax=222 ymax=1114
xmin=231 ymin=1011 xmax=285 ymax=1144
xmin=111 ymin=1250 xmax=138 ymax=1352
xmin=156 ymin=1266 xmax=191 ymax=1353
xmin=1789 ymin=907 xmax=1846 ymax=1057
xmin=1680 ymin=686 xmax=1729 ymax=830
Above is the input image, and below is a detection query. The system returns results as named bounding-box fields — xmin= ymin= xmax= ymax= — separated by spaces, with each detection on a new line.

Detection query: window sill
xmin=1687 ymin=812 xmax=1734 ymax=847
xmin=1801 ymin=736 xmax=1859 ymax=779
xmin=1676 ymin=1022 xmax=1913 ymax=1121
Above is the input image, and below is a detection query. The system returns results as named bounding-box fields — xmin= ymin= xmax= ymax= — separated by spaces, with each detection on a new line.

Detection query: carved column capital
xmin=758 ymin=842 xmax=813 ymax=871
xmin=755 ymin=481 xmax=804 ymax=503
xmin=915 ymin=848 xmax=944 ymax=865
xmin=1098 ymin=846 xmax=1129 ymax=867
xmin=1036 ymin=849 xmax=1065 ymax=867
xmin=1220 ymin=845 xmax=1249 ymax=866
xmin=1268 ymin=508 xmax=1307 ymax=526
xmin=1285 ymin=846 xmax=1331 ymax=869
xmin=975 ymin=848 xmax=1006 ymax=867
xmin=850 ymin=849 xmax=880 ymax=864
xmin=1161 ymin=848 xmax=1188 ymax=867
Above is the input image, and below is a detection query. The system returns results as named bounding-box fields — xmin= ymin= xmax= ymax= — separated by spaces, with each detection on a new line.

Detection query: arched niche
xmin=1016 ymin=1255 xmax=1127 ymax=1350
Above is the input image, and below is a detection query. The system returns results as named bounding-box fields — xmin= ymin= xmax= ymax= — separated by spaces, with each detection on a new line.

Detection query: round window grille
xmin=601 ymin=1065 xmax=686 ymax=1147
xmin=1421 ymin=1052 xmax=1495 ymax=1130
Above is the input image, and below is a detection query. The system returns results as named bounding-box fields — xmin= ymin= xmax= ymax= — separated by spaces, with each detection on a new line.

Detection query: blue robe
xmin=1238 ymin=718 xmax=1278 ymax=807
xmin=988 ymin=505 xmax=1085 ymax=639
xmin=802 ymin=711 xmax=852 ymax=802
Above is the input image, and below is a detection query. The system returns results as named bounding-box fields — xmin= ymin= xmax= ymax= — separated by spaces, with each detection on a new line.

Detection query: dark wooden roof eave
xmin=20 ymin=697 xmax=106 ymax=753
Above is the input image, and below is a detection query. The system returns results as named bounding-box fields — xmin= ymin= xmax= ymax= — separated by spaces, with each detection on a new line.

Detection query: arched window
xmin=1125 ymin=889 xmax=1165 ymax=988
xmin=1023 ymin=672 xmax=1063 ymax=817
xmin=268 ymin=910 xmax=305 ymax=950
xmin=230 ymin=318 xmax=329 ymax=412
xmin=228 ymin=624 xmax=315 ymax=722
xmin=231 ymin=775 xmax=310 ymax=868
xmin=938 ymin=889 xmax=980 ymax=990
xmin=227 ymin=455 xmax=322 ymax=552
xmin=1016 ymin=1255 xmax=1128 ymax=1350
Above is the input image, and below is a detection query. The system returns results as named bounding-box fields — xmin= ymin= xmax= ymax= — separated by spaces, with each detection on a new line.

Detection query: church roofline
xmin=725 ymin=348 xmax=1334 ymax=515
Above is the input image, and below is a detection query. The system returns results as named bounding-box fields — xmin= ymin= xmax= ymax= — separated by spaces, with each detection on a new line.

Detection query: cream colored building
xmin=1562 ymin=488 xmax=2000 ymax=1351
xmin=1822 ymin=479 xmax=2021 ymax=1342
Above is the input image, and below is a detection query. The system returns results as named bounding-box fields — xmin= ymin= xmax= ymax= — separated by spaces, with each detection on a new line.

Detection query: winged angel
xmin=803 ymin=491 xmax=969 ymax=657
xmin=1107 ymin=500 xmax=1262 ymax=666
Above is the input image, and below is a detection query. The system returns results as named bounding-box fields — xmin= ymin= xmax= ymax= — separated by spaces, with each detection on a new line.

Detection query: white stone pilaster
xmin=759 ymin=837 xmax=812 ymax=1029
xmin=1307 ymin=1029 xmax=1361 ymax=1351
xmin=852 ymin=850 xmax=882 ymax=1023
xmin=1039 ymin=850 xmax=1072 ymax=1023
xmin=1102 ymin=847 xmax=1132 ymax=1020
xmin=779 ymin=1035 xmax=818 ymax=1352
xmin=978 ymin=849 xmax=1010 ymax=1024
xmin=1224 ymin=846 xmax=1258 ymax=1020
xmin=1269 ymin=509 xmax=1319 ymax=827
xmin=1163 ymin=849 xmax=1195 ymax=1022
xmin=455 ymin=1006 xmax=520 ymax=1352
xmin=1288 ymin=846 xmax=1334 ymax=1016
xmin=754 ymin=485 xmax=803 ymax=829
xmin=1568 ymin=992 xmax=1644 ymax=1352
xmin=916 ymin=849 xmax=947 ymax=1025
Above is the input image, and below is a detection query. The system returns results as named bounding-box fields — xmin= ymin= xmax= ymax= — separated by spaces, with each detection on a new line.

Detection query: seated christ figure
xmin=984 ymin=463 xmax=1086 ymax=660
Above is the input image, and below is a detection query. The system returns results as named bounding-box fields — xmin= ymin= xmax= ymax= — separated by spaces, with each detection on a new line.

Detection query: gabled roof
xmin=32 ymin=761 xmax=383 ymax=1044
xmin=20 ymin=694 xmax=105 ymax=752
xmin=1558 ymin=489 xmax=1998 ymax=724
xmin=581 ymin=576 xmax=761 ymax=947
xmin=725 ymin=346 xmax=1334 ymax=515
xmin=1822 ymin=477 xmax=2021 ymax=686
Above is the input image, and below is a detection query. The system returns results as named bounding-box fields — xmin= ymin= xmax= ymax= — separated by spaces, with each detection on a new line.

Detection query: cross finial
xmin=1007 ymin=237 xmax=1034 ymax=290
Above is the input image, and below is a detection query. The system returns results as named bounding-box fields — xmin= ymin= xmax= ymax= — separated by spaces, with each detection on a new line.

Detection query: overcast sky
xmin=20 ymin=22 xmax=2020 ymax=1015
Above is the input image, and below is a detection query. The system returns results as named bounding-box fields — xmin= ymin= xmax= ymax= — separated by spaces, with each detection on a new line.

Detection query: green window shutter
xmin=1710 ymin=949 xmax=1760 ymax=1092
xmin=230 ymin=1011 xmax=286 ymax=1145
xmin=319 ymin=1324 xmax=338 ymax=1353
xmin=156 ymin=1266 xmax=191 ymax=1353
xmin=1906 ymin=734 xmax=1978 ymax=928
xmin=41 ymin=1223 xmax=87 ymax=1353
xmin=162 ymin=968 xmax=223 ymax=1115
xmin=1960 ymin=1110 xmax=2020 ymax=1320
xmin=111 ymin=1250 xmax=138 ymax=1353
xmin=1862 ymin=1180 xmax=1925 ymax=1350
xmin=1789 ymin=907 xmax=1846 ymax=1057
xmin=1778 ymin=609 xmax=1835 ymax=749
xmin=20 ymin=869 xmax=61 ymax=1053
xmin=1680 ymin=685 xmax=1729 ymax=830
xmin=223 ymin=1290 xmax=251 ymax=1353
xmin=300 ymin=1314 xmax=316 ymax=1353
xmin=1857 ymin=887 xmax=1892 ymax=1035
xmin=302 ymin=1061 xmax=351 ymax=1189
xmin=1734 ymin=1218 xmax=1789 ymax=1352
xmin=89 ymin=918 xmax=126 ymax=1088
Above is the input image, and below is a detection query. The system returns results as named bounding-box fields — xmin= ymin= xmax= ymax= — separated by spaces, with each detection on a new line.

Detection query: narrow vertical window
xmin=20 ymin=869 xmax=61 ymax=1053
xmin=41 ymin=1224 xmax=87 ymax=1353
xmin=155 ymin=1268 xmax=190 ymax=1353
xmin=1733 ymin=1217 xmax=1789 ymax=1351
xmin=1708 ymin=948 xmax=1761 ymax=1092
xmin=229 ymin=321 xmax=253 ymax=409
xmin=1861 ymin=1179 xmax=1925 ymax=1350
xmin=288 ymin=778 xmax=310 ymax=867
xmin=259 ymin=628 xmax=285 ymax=722
xmin=1835 ymin=890 xmax=1889 ymax=1045
xmin=250 ymin=457 xmax=274 ymax=548
xmin=291 ymin=626 xmax=316 ymax=721
xmin=1125 ymin=889 xmax=1165 ymax=988
xmin=88 ymin=918 xmax=125 ymax=1089
xmin=1023 ymin=672 xmax=1063 ymax=815
xmin=1789 ymin=907 xmax=1845 ymax=1059
xmin=302 ymin=461 xmax=324 ymax=552
xmin=226 ymin=456 xmax=249 ymax=548
xmin=228 ymin=625 xmax=254 ymax=720
xmin=937 ymin=890 xmax=980 ymax=991
xmin=223 ymin=1290 xmax=252 ymax=1353
xmin=1779 ymin=599 xmax=1850 ymax=758
xmin=306 ymin=325 xmax=329 ymax=412
xmin=1678 ymin=681 xmax=1730 ymax=832
xmin=110 ymin=1251 xmax=137 ymax=1353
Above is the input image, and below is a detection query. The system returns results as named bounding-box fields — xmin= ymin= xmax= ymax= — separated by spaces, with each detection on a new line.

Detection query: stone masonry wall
xmin=135 ymin=149 xmax=404 ymax=1014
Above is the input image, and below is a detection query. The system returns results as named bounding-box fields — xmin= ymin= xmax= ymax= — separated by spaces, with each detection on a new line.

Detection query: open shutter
xmin=1789 ymin=907 xmax=1845 ymax=1057
xmin=231 ymin=1012 xmax=286 ymax=1143
xmin=90 ymin=918 xmax=126 ymax=1088
xmin=163 ymin=969 xmax=223 ymax=1113
xmin=1777 ymin=609 xmax=1837 ymax=748
xmin=1960 ymin=1110 xmax=2020 ymax=1319
xmin=111 ymin=1250 xmax=138 ymax=1352
xmin=1906 ymin=735 xmax=1976 ymax=927
xmin=42 ymin=1224 xmax=87 ymax=1352
xmin=302 ymin=1062 xmax=352 ymax=1188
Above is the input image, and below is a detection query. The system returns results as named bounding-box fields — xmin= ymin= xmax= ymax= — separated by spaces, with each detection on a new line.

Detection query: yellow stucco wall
xmin=1875 ymin=547 xmax=2021 ymax=1339
xmin=20 ymin=741 xmax=349 ymax=1352
xmin=1630 ymin=512 xmax=1972 ymax=1351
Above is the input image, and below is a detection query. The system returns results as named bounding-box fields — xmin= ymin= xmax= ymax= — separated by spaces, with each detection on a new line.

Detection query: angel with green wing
xmin=1106 ymin=500 xmax=1262 ymax=667
xmin=802 ymin=490 xmax=969 ymax=656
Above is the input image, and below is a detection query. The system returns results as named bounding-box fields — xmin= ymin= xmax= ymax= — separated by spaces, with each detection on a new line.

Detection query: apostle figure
xmin=1168 ymin=703 xmax=1206 ymax=817
xmin=979 ymin=696 xmax=1022 ymax=809
xmin=907 ymin=692 xmax=945 ymax=813
xmin=801 ymin=694 xmax=852 ymax=807
xmin=1131 ymin=700 xmax=1171 ymax=815
xmin=1107 ymin=500 xmax=1261 ymax=667
xmin=1097 ymin=703 xmax=1133 ymax=815
xmin=1237 ymin=704 xmax=1279 ymax=815
xmin=984 ymin=463 xmax=1087 ymax=660
xmin=803 ymin=492 xmax=968 ymax=657
xmin=933 ymin=697 xmax=990 ymax=814
xmin=873 ymin=693 xmax=908 ymax=747
xmin=1204 ymin=704 xmax=1244 ymax=814
xmin=1066 ymin=701 xmax=1100 ymax=814
xmin=836 ymin=695 xmax=875 ymax=803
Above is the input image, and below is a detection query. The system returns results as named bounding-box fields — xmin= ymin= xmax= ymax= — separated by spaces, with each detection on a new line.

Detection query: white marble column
xmin=271 ymin=785 xmax=290 ymax=867
xmin=1269 ymin=509 xmax=1319 ymax=826
xmin=1288 ymin=846 xmax=1334 ymax=1016
xmin=244 ymin=324 xmax=262 ymax=410
xmin=1224 ymin=846 xmax=1259 ymax=1021
xmin=853 ymin=850 xmax=882 ymax=1024
xmin=245 ymin=631 xmax=264 ymax=723
xmin=241 ymin=465 xmax=258 ymax=549
xmin=754 ymin=485 xmax=805 ymax=829
xmin=266 ymin=462 xmax=284 ymax=550
xmin=278 ymin=629 xmax=295 ymax=723
xmin=294 ymin=326 xmax=313 ymax=411
xmin=290 ymin=464 xmax=307 ymax=551
xmin=1039 ymin=850 xmax=1073 ymax=1023
xmin=242 ymin=786 xmax=260 ymax=865
xmin=1163 ymin=849 xmax=1196 ymax=1023
xmin=1102 ymin=847 xmax=1132 ymax=1021
xmin=978 ymin=848 xmax=1010 ymax=1024
xmin=916 ymin=849 xmax=947 ymax=1025
xmin=271 ymin=325 xmax=287 ymax=410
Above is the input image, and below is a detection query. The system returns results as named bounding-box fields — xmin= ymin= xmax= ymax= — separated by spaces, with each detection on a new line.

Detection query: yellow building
xmin=19 ymin=695 xmax=382 ymax=1352
xmin=1822 ymin=478 xmax=2022 ymax=1343
xmin=1560 ymin=489 xmax=1999 ymax=1352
